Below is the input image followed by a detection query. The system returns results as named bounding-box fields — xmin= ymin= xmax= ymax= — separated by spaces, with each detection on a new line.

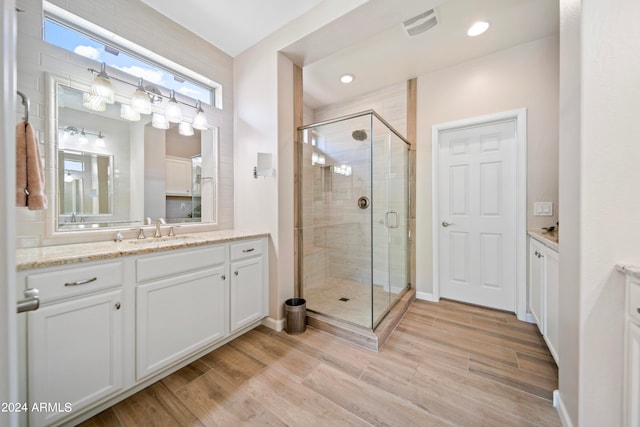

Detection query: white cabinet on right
xmin=528 ymin=235 xmax=560 ymax=364
xmin=622 ymin=271 xmax=640 ymax=426
xmin=230 ymin=239 xmax=269 ymax=333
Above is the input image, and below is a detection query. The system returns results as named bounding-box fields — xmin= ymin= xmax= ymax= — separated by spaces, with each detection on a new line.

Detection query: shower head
xmin=352 ymin=129 xmax=368 ymax=141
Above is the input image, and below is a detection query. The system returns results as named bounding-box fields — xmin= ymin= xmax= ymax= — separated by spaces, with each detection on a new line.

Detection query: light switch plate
xmin=534 ymin=202 xmax=553 ymax=216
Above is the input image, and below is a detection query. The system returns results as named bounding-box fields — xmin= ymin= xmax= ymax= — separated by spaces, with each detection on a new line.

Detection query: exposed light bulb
xmin=191 ymin=100 xmax=208 ymax=130
xmin=64 ymin=172 xmax=73 ymax=183
xmin=131 ymin=78 xmax=151 ymax=114
xmin=165 ymin=90 xmax=182 ymax=123
xmin=90 ymin=62 xmax=114 ymax=104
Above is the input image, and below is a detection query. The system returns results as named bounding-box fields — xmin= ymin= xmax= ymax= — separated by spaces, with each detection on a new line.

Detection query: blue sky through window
xmin=44 ymin=19 xmax=212 ymax=105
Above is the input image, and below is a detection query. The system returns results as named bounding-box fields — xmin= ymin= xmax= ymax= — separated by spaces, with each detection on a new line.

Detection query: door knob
xmin=442 ymin=221 xmax=455 ymax=227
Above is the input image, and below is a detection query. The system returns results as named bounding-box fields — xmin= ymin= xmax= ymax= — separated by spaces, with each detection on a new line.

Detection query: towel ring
xmin=17 ymin=90 xmax=30 ymax=124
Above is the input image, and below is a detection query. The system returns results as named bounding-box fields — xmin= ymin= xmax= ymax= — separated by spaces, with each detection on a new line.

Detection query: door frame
xmin=431 ymin=108 xmax=527 ymax=321
xmin=1 ymin=1 xmax=18 ymax=424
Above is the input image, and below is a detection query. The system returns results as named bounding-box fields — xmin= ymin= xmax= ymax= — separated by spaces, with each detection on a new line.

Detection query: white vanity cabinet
xmin=230 ymin=239 xmax=268 ymax=332
xmin=19 ymin=261 xmax=126 ymax=427
xmin=17 ymin=233 xmax=269 ymax=426
xmin=623 ymin=273 xmax=640 ymax=426
xmin=529 ymin=238 xmax=545 ymax=332
xmin=135 ymin=245 xmax=228 ymax=380
xmin=528 ymin=235 xmax=560 ymax=364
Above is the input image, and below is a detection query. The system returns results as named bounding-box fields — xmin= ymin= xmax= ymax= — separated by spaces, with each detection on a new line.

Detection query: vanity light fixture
xmin=90 ymin=62 xmax=115 ymax=104
xmin=340 ymin=73 xmax=355 ymax=84
xmin=151 ymin=112 xmax=170 ymax=130
xmin=467 ymin=21 xmax=490 ymax=37
xmin=165 ymin=90 xmax=182 ymax=123
xmin=131 ymin=78 xmax=152 ymax=114
xmin=192 ymin=100 xmax=208 ymax=130
xmin=178 ymin=121 xmax=194 ymax=136
xmin=64 ymin=171 xmax=74 ymax=183
xmin=87 ymin=65 xmax=210 ymax=130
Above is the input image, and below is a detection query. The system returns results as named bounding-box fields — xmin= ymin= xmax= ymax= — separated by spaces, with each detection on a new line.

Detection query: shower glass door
xmin=299 ymin=114 xmax=373 ymax=328
xmin=371 ymin=117 xmax=409 ymax=328
xmin=298 ymin=111 xmax=409 ymax=330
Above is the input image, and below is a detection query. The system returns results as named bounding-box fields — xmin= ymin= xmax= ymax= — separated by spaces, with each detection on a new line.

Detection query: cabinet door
xmin=230 ymin=257 xmax=264 ymax=332
xmin=165 ymin=157 xmax=191 ymax=195
xmin=544 ymin=248 xmax=560 ymax=364
xmin=529 ymin=239 xmax=545 ymax=333
xmin=136 ymin=266 xmax=226 ymax=380
xmin=626 ymin=321 xmax=640 ymax=427
xmin=28 ymin=289 xmax=124 ymax=427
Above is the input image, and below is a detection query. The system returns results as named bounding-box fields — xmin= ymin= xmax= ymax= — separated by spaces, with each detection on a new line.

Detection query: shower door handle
xmin=385 ymin=211 xmax=399 ymax=229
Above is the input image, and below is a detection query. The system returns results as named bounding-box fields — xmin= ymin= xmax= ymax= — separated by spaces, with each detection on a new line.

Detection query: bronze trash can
xmin=284 ymin=298 xmax=306 ymax=334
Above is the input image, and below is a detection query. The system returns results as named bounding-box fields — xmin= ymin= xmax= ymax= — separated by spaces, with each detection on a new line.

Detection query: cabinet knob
xmin=115 ymin=302 xmax=121 ymax=310
xmin=637 ymin=307 xmax=640 ymax=315
xmin=221 ymin=275 xmax=226 ymax=280
xmin=234 ymin=271 xmax=239 ymax=276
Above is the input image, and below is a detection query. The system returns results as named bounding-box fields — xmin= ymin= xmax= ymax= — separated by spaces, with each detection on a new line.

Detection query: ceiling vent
xmin=402 ymin=8 xmax=438 ymax=37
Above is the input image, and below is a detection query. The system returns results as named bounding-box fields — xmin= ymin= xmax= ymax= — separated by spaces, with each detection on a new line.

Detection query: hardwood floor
xmin=80 ymin=299 xmax=560 ymax=426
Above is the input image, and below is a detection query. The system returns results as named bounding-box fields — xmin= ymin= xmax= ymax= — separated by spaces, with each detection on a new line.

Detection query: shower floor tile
xmin=304 ymin=277 xmax=400 ymax=329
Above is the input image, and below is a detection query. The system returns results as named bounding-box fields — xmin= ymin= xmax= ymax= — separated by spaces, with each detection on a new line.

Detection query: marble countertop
xmin=528 ymin=229 xmax=559 ymax=252
xmin=16 ymin=230 xmax=269 ymax=271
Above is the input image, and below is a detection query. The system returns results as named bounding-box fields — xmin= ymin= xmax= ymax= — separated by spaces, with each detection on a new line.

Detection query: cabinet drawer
xmin=230 ymin=239 xmax=262 ymax=261
xmin=137 ymin=245 xmax=226 ymax=282
xmin=629 ymin=279 xmax=640 ymax=324
xmin=26 ymin=261 xmax=124 ymax=304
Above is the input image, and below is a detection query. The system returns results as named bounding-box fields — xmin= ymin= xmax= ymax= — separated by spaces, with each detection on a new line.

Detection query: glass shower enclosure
xmin=297 ymin=110 xmax=410 ymax=330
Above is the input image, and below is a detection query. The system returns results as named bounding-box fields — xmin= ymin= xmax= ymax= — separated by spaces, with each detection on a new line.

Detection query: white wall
xmin=15 ymin=0 xmax=234 ymax=247
xmin=557 ymin=0 xmax=581 ymax=422
xmin=415 ymin=35 xmax=560 ymax=297
xmin=557 ymin=0 xmax=640 ymax=425
xmin=233 ymin=0 xmax=368 ymax=322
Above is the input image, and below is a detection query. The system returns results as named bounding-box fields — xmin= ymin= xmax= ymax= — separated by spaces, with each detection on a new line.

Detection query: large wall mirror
xmin=49 ymin=74 xmax=218 ymax=232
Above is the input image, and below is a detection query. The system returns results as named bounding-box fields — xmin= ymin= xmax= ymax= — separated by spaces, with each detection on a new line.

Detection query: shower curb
xmin=306 ymin=288 xmax=416 ymax=352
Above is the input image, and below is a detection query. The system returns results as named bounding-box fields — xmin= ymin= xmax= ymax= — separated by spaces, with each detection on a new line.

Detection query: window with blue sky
xmin=44 ymin=18 xmax=213 ymax=105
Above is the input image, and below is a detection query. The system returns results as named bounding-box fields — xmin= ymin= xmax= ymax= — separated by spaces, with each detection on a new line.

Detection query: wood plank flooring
xmin=80 ymin=299 xmax=560 ymax=426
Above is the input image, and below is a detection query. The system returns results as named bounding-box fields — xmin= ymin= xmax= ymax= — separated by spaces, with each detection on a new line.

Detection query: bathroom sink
xmin=127 ymin=235 xmax=200 ymax=245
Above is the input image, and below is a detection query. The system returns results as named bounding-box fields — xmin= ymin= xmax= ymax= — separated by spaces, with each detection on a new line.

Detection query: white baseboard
xmin=525 ymin=313 xmax=536 ymax=324
xmin=415 ymin=291 xmax=439 ymax=302
xmin=261 ymin=316 xmax=285 ymax=332
xmin=555 ymin=392 xmax=574 ymax=427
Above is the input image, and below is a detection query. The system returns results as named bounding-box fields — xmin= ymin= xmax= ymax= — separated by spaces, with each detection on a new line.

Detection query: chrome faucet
xmin=154 ymin=218 xmax=166 ymax=238
xmin=70 ymin=212 xmax=77 ymax=223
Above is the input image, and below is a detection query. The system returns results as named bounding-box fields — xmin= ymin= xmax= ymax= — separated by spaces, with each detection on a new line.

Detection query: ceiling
xmin=139 ymin=0 xmax=559 ymax=109
xmin=137 ymin=0 xmax=325 ymax=57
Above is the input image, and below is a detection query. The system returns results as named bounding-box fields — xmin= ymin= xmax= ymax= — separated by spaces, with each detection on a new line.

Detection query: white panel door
xmin=438 ymin=120 xmax=517 ymax=311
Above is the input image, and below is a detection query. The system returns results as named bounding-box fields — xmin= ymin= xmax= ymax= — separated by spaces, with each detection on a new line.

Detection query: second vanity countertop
xmin=16 ymin=230 xmax=269 ymax=271
xmin=528 ymin=229 xmax=559 ymax=252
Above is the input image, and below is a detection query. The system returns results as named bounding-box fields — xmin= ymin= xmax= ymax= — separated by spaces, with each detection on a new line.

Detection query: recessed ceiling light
xmin=467 ymin=21 xmax=490 ymax=37
xmin=340 ymin=73 xmax=355 ymax=84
